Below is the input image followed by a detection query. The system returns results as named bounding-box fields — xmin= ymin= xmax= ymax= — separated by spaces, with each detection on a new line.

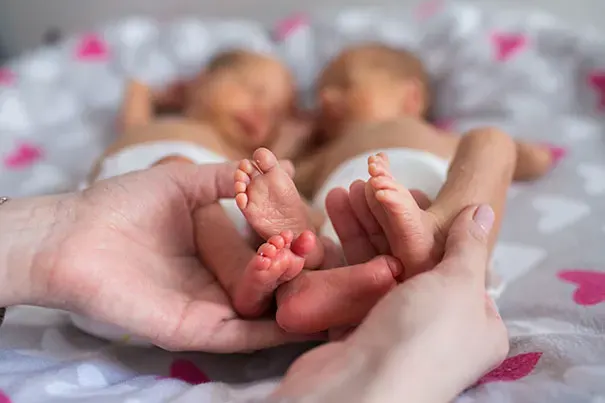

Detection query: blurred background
xmin=1 ymin=0 xmax=605 ymax=60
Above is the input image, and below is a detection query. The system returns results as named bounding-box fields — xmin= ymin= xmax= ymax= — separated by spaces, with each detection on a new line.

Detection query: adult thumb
xmin=439 ymin=204 xmax=494 ymax=281
xmin=159 ymin=162 xmax=237 ymax=205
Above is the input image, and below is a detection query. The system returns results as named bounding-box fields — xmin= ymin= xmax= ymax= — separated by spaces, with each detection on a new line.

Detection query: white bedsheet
xmin=1 ymin=1 xmax=605 ymax=401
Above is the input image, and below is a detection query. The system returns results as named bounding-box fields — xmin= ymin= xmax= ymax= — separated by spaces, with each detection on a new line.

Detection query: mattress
xmin=1 ymin=1 xmax=605 ymax=401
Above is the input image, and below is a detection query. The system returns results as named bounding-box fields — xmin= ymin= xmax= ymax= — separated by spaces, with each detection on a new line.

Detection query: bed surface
xmin=1 ymin=1 xmax=605 ymax=401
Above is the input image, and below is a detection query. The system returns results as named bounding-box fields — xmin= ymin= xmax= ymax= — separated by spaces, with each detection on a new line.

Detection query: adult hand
xmin=1 ymin=162 xmax=312 ymax=353
xmin=272 ymin=204 xmax=509 ymax=403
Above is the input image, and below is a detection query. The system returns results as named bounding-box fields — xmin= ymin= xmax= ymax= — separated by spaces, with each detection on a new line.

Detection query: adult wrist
xmin=0 ymin=193 xmax=75 ymax=307
xmin=361 ymin=338 xmax=459 ymax=403
xmin=272 ymin=342 xmax=439 ymax=403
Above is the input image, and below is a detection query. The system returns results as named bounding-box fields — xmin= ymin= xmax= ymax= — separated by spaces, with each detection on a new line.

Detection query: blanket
xmin=1 ymin=2 xmax=605 ymax=401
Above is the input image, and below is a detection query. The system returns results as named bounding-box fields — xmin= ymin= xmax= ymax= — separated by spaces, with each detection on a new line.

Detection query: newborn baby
xmin=307 ymin=43 xmax=559 ymax=277
xmin=235 ymin=43 xmax=561 ymax=334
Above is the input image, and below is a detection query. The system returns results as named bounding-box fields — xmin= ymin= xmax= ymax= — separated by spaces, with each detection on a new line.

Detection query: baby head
xmin=316 ymin=43 xmax=430 ymax=138
xmin=185 ymin=50 xmax=295 ymax=150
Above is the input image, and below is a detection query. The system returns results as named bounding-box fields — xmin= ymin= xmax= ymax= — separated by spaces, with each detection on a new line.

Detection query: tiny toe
xmin=234 ymin=169 xmax=251 ymax=184
xmin=280 ymin=230 xmax=294 ymax=245
xmin=291 ymin=230 xmax=318 ymax=257
xmin=368 ymin=162 xmax=388 ymax=178
xmin=251 ymin=255 xmax=272 ymax=272
xmin=253 ymin=147 xmax=279 ymax=173
xmin=268 ymin=234 xmax=286 ymax=249
xmin=239 ymin=159 xmax=258 ymax=176
xmin=234 ymin=181 xmax=248 ymax=194
xmin=369 ymin=176 xmax=397 ymax=191
xmin=258 ymin=243 xmax=278 ymax=258
xmin=376 ymin=152 xmax=390 ymax=166
xmin=235 ymin=193 xmax=249 ymax=210
xmin=375 ymin=189 xmax=399 ymax=205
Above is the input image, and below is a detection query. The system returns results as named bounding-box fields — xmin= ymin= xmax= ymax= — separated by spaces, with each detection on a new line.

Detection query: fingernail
xmin=473 ymin=204 xmax=495 ymax=234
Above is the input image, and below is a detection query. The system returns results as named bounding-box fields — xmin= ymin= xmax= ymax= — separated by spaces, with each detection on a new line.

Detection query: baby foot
xmin=275 ymin=255 xmax=403 ymax=333
xmin=366 ymin=153 xmax=440 ymax=278
xmin=232 ymin=230 xmax=306 ymax=318
xmin=235 ymin=148 xmax=324 ymax=268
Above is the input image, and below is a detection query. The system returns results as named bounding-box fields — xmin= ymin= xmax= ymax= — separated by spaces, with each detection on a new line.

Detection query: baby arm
xmin=118 ymin=80 xmax=154 ymax=133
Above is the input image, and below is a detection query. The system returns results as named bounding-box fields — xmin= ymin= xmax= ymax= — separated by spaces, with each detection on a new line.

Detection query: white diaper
xmin=312 ymin=148 xmax=505 ymax=301
xmin=71 ymin=141 xmax=249 ymax=346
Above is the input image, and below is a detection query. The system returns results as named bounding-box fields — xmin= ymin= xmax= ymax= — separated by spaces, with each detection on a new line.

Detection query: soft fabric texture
xmin=1 ymin=1 xmax=605 ymax=401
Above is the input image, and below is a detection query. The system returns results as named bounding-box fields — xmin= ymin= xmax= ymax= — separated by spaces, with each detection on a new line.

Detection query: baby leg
xmin=428 ymin=127 xmax=516 ymax=255
xmin=235 ymin=148 xmax=325 ymax=268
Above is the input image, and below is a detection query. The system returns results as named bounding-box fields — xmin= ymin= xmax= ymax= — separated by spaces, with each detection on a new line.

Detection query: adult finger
xmin=325 ymin=187 xmax=377 ymax=265
xmin=158 ymin=162 xmax=238 ymax=205
xmin=158 ymin=160 xmax=293 ymax=209
xmin=438 ymin=204 xmax=494 ymax=283
xmin=320 ymin=236 xmax=346 ymax=268
xmin=349 ymin=180 xmax=391 ymax=256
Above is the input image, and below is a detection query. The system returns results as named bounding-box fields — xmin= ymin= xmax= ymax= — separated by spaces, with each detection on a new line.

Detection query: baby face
xmin=191 ymin=56 xmax=294 ymax=150
xmin=318 ymin=64 xmax=426 ymax=140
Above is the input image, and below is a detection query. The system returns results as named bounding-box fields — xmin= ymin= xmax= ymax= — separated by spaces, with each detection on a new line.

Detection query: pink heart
xmin=0 ymin=69 xmax=15 ymax=86
xmin=558 ymin=270 xmax=605 ymax=306
xmin=415 ymin=0 xmax=445 ymax=20
xmin=491 ymin=33 xmax=527 ymax=62
xmin=477 ymin=352 xmax=542 ymax=385
xmin=588 ymin=72 xmax=605 ymax=110
xmin=169 ymin=359 xmax=211 ymax=385
xmin=274 ymin=14 xmax=309 ymax=41
xmin=0 ymin=391 xmax=11 ymax=403
xmin=544 ymin=144 xmax=567 ymax=166
xmin=75 ymin=34 xmax=109 ymax=61
xmin=3 ymin=142 xmax=43 ymax=169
